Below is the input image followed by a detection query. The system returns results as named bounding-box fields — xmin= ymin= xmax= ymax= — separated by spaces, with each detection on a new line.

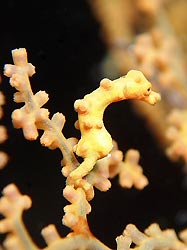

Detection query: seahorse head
xmin=123 ymin=70 xmax=161 ymax=105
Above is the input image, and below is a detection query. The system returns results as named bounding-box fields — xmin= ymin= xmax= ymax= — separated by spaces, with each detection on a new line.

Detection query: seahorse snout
xmin=144 ymin=91 xmax=161 ymax=105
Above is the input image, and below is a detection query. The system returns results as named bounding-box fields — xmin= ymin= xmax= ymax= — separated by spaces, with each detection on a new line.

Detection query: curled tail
xmin=69 ymin=155 xmax=98 ymax=181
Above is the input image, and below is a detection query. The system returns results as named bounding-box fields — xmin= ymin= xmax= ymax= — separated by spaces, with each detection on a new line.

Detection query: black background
xmin=0 ymin=1 xmax=187 ymax=249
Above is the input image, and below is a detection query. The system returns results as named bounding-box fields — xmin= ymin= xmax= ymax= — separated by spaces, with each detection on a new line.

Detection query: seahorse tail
xmin=69 ymin=156 xmax=98 ymax=181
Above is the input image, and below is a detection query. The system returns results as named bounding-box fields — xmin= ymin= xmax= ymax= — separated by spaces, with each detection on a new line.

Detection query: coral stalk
xmin=4 ymin=48 xmax=79 ymax=173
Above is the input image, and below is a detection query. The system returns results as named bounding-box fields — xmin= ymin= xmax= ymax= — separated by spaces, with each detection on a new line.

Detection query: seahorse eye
xmin=144 ymin=87 xmax=151 ymax=96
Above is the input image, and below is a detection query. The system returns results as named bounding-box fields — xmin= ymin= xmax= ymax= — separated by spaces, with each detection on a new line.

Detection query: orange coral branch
xmin=166 ymin=109 xmax=187 ymax=164
xmin=0 ymin=184 xmax=37 ymax=250
xmin=0 ymin=79 xmax=8 ymax=169
xmin=119 ymin=223 xmax=187 ymax=249
xmin=4 ymin=48 xmax=79 ymax=174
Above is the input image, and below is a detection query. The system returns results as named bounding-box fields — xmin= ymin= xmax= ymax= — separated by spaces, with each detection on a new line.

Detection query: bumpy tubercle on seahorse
xmin=68 ymin=70 xmax=161 ymax=183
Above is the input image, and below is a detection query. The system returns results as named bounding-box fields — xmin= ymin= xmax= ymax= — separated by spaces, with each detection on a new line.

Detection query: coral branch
xmin=0 ymin=184 xmax=37 ymax=250
xmin=0 ymin=80 xmax=8 ymax=169
xmin=118 ymin=149 xmax=148 ymax=190
xmin=119 ymin=223 xmax=187 ymax=249
xmin=4 ymin=48 xmax=79 ymax=174
xmin=63 ymin=185 xmax=92 ymax=235
xmin=42 ymin=234 xmax=111 ymax=250
xmin=0 ymin=185 xmax=112 ymax=250
xmin=166 ymin=109 xmax=187 ymax=164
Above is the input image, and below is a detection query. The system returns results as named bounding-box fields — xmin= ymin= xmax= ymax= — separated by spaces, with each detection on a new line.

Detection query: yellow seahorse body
xmin=70 ymin=70 xmax=161 ymax=181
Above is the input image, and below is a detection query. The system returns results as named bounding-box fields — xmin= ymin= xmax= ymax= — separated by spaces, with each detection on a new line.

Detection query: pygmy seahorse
xmin=70 ymin=70 xmax=161 ymax=182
